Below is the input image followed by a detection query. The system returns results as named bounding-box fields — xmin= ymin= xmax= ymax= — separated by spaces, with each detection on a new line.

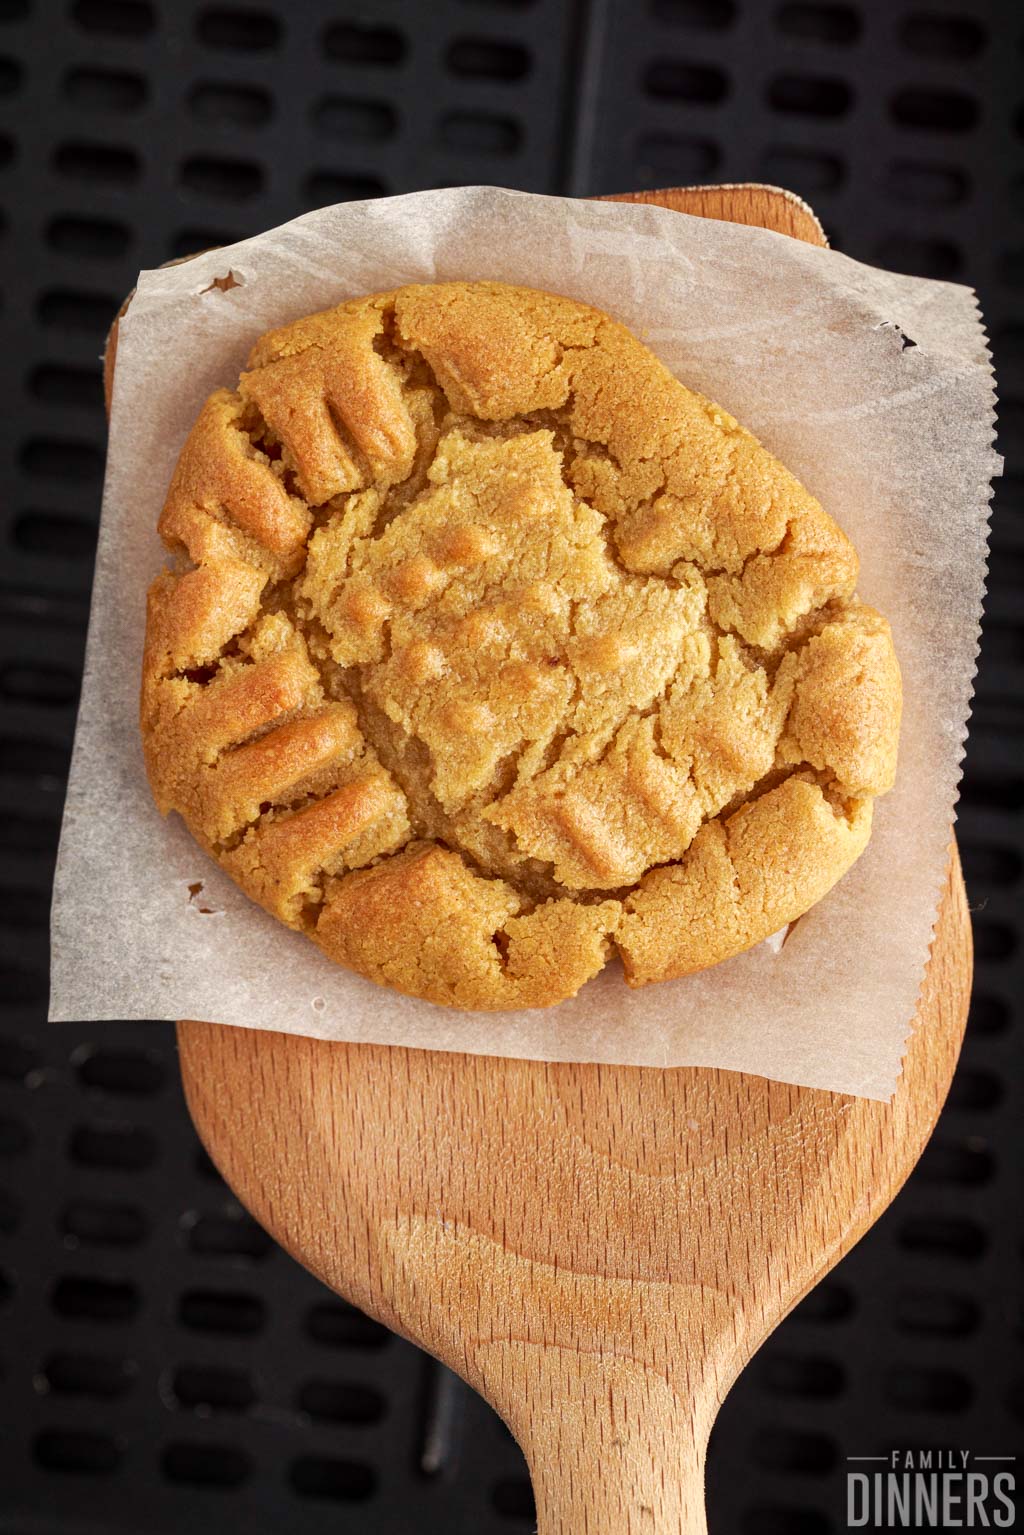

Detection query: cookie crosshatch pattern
xmin=0 ymin=1 xmax=1021 ymax=1533
xmin=143 ymin=282 xmax=900 ymax=1007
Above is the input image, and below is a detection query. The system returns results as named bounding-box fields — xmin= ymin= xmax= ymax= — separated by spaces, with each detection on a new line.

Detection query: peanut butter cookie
xmin=141 ymin=282 xmax=901 ymax=1009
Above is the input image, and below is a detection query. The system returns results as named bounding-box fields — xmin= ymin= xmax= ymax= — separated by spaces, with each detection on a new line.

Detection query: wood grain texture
xmin=178 ymin=851 xmax=969 ymax=1534
xmin=603 ymin=183 xmax=828 ymax=246
xmin=108 ymin=185 xmax=972 ymax=1534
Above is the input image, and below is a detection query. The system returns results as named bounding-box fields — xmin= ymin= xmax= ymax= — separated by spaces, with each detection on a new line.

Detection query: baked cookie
xmin=141 ymin=281 xmax=901 ymax=1009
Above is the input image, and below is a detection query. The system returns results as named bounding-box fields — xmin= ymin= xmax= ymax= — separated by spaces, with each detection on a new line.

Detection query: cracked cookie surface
xmin=141 ymin=281 xmax=901 ymax=1010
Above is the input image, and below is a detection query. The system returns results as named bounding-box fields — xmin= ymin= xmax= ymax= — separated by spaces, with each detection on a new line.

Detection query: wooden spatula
xmin=108 ymin=186 xmax=972 ymax=1534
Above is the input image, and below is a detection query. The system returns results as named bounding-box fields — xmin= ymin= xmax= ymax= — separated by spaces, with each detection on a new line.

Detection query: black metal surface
xmin=0 ymin=1 xmax=1020 ymax=1531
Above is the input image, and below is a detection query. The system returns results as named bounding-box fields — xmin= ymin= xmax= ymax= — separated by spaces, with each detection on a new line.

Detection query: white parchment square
xmin=49 ymin=187 xmax=998 ymax=1100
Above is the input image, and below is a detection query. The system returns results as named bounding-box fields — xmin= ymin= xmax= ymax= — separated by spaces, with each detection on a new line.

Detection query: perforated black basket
xmin=0 ymin=2 xmax=1020 ymax=1532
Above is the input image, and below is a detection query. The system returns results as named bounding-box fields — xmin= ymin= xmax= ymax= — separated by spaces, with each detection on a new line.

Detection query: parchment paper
xmin=49 ymin=187 xmax=999 ymax=1100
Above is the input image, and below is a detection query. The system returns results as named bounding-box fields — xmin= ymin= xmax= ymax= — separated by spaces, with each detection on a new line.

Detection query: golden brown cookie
xmin=141 ymin=281 xmax=901 ymax=1009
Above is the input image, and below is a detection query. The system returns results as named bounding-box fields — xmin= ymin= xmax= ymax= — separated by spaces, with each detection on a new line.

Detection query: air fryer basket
xmin=0 ymin=2 xmax=1019 ymax=1531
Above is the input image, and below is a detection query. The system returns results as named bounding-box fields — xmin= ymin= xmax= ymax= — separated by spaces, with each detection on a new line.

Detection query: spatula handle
xmin=493 ymin=1350 xmax=711 ymax=1534
xmin=529 ymin=1445 xmax=708 ymax=1533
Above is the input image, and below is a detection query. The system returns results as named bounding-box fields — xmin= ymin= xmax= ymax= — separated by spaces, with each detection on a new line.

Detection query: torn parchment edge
xmin=892 ymin=282 xmax=1001 ymax=1089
